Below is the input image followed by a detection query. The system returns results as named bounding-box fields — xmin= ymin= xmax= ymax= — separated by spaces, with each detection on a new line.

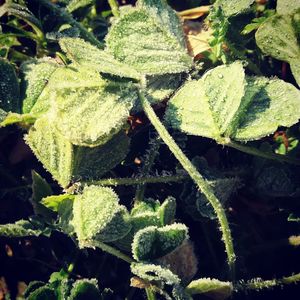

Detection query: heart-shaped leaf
xmin=51 ymin=66 xmax=135 ymax=147
xmin=106 ymin=1 xmax=192 ymax=76
xmin=166 ymin=62 xmax=300 ymax=142
xmin=256 ymin=14 xmax=300 ymax=86
xmin=132 ymin=223 xmax=188 ymax=261
xmin=71 ymin=186 xmax=131 ymax=246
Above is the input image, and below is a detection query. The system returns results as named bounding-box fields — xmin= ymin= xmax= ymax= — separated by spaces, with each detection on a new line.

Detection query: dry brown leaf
xmin=178 ymin=6 xmax=211 ymax=20
xmin=183 ymin=21 xmax=212 ymax=58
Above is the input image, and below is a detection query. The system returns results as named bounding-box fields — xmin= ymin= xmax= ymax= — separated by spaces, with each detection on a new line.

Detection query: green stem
xmin=243 ymin=273 xmax=300 ymax=290
xmin=135 ymin=136 xmax=161 ymax=202
xmin=224 ymin=141 xmax=300 ymax=166
xmin=138 ymin=90 xmax=236 ymax=279
xmin=91 ymin=240 xmax=134 ymax=264
xmin=146 ymin=288 xmax=157 ymax=300
xmin=108 ymin=0 xmax=120 ymax=17
xmin=34 ymin=0 xmax=104 ymax=49
xmin=82 ymin=174 xmax=187 ymax=187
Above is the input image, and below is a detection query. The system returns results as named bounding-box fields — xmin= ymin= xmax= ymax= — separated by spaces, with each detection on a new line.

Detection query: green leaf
xmin=72 ymin=131 xmax=130 ymax=180
xmin=25 ymin=115 xmax=74 ymax=188
xmin=105 ymin=6 xmax=192 ymax=75
xmin=0 ymin=220 xmax=44 ymax=237
xmin=51 ymin=66 xmax=135 ymax=147
xmin=132 ymin=223 xmax=188 ymax=261
xmin=214 ymin=0 xmax=255 ymax=17
xmin=158 ymin=196 xmax=176 ymax=226
xmin=31 ymin=170 xmax=54 ymax=220
xmin=59 ymin=38 xmax=141 ymax=80
xmin=20 ymin=58 xmax=60 ymax=114
xmin=0 ymin=58 xmax=20 ymax=113
xmin=255 ymin=14 xmax=300 ymax=85
xmin=71 ymin=186 xmax=131 ymax=246
xmin=137 ymin=0 xmax=186 ymax=48
xmin=131 ymin=263 xmax=180 ymax=285
xmin=166 ymin=63 xmax=300 ymax=142
xmin=233 ymin=77 xmax=300 ymax=141
xmin=24 ymin=282 xmax=46 ymax=298
xmin=68 ymin=279 xmax=101 ymax=300
xmin=66 ymin=0 xmax=95 ymax=13
xmin=27 ymin=286 xmax=56 ymax=300
xmin=276 ymin=0 xmax=300 ymax=15
xmin=42 ymin=194 xmax=75 ymax=212
xmin=0 ymin=112 xmax=36 ymax=127
xmin=186 ymin=278 xmax=233 ymax=299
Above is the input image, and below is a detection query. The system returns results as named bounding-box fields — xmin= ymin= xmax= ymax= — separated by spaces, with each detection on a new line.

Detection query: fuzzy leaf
xmin=0 ymin=58 xmax=20 ymax=113
xmin=68 ymin=279 xmax=101 ymax=300
xmin=132 ymin=223 xmax=188 ymax=261
xmin=66 ymin=0 xmax=95 ymax=12
xmin=51 ymin=66 xmax=135 ymax=147
xmin=27 ymin=286 xmax=56 ymax=300
xmin=214 ymin=0 xmax=255 ymax=17
xmin=137 ymin=0 xmax=186 ymax=47
xmin=59 ymin=38 xmax=141 ymax=80
xmin=72 ymin=131 xmax=130 ymax=180
xmin=25 ymin=116 xmax=74 ymax=188
xmin=255 ymin=14 xmax=300 ymax=85
xmin=158 ymin=196 xmax=177 ymax=225
xmin=20 ymin=58 xmax=60 ymax=114
xmin=0 ymin=220 xmax=44 ymax=237
xmin=72 ymin=186 xmax=131 ymax=246
xmin=106 ymin=7 xmax=192 ymax=75
xmin=276 ymin=0 xmax=300 ymax=15
xmin=131 ymin=263 xmax=180 ymax=285
xmin=24 ymin=282 xmax=46 ymax=298
xmin=233 ymin=77 xmax=300 ymax=141
xmin=186 ymin=278 xmax=233 ymax=300
xmin=166 ymin=62 xmax=245 ymax=140
xmin=166 ymin=63 xmax=300 ymax=142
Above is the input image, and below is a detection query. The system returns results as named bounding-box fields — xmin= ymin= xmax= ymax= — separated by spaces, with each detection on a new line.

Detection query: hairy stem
xmin=91 ymin=240 xmax=134 ymax=264
xmin=138 ymin=91 xmax=236 ymax=279
xmin=242 ymin=273 xmax=300 ymax=290
xmin=146 ymin=288 xmax=157 ymax=300
xmin=33 ymin=0 xmax=104 ymax=48
xmin=224 ymin=141 xmax=300 ymax=166
xmin=82 ymin=174 xmax=187 ymax=187
xmin=108 ymin=0 xmax=120 ymax=17
xmin=135 ymin=136 xmax=161 ymax=202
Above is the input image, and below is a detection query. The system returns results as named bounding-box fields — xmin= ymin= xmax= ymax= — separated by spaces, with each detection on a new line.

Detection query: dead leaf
xmin=178 ymin=6 xmax=211 ymax=20
xmin=183 ymin=21 xmax=212 ymax=58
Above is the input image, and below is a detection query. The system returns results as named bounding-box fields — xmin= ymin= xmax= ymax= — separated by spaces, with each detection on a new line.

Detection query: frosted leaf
xmin=51 ymin=66 xmax=135 ymax=147
xmin=233 ymin=77 xmax=300 ymax=141
xmin=276 ymin=0 xmax=300 ymax=15
xmin=0 ymin=58 xmax=20 ymax=113
xmin=25 ymin=115 xmax=74 ymax=188
xmin=71 ymin=186 xmax=131 ymax=246
xmin=158 ymin=196 xmax=176 ymax=225
xmin=166 ymin=62 xmax=245 ymax=140
xmin=214 ymin=0 xmax=255 ymax=17
xmin=0 ymin=220 xmax=44 ymax=237
xmin=59 ymin=38 xmax=141 ymax=80
xmin=72 ymin=131 xmax=130 ymax=180
xmin=131 ymin=263 xmax=180 ymax=285
xmin=255 ymin=14 xmax=300 ymax=86
xmin=186 ymin=278 xmax=233 ymax=300
xmin=66 ymin=0 xmax=95 ymax=13
xmin=137 ymin=0 xmax=186 ymax=47
xmin=166 ymin=62 xmax=300 ymax=142
xmin=68 ymin=279 xmax=101 ymax=300
xmin=132 ymin=223 xmax=188 ymax=261
xmin=26 ymin=286 xmax=56 ymax=300
xmin=20 ymin=58 xmax=60 ymax=114
xmin=106 ymin=7 xmax=192 ymax=75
